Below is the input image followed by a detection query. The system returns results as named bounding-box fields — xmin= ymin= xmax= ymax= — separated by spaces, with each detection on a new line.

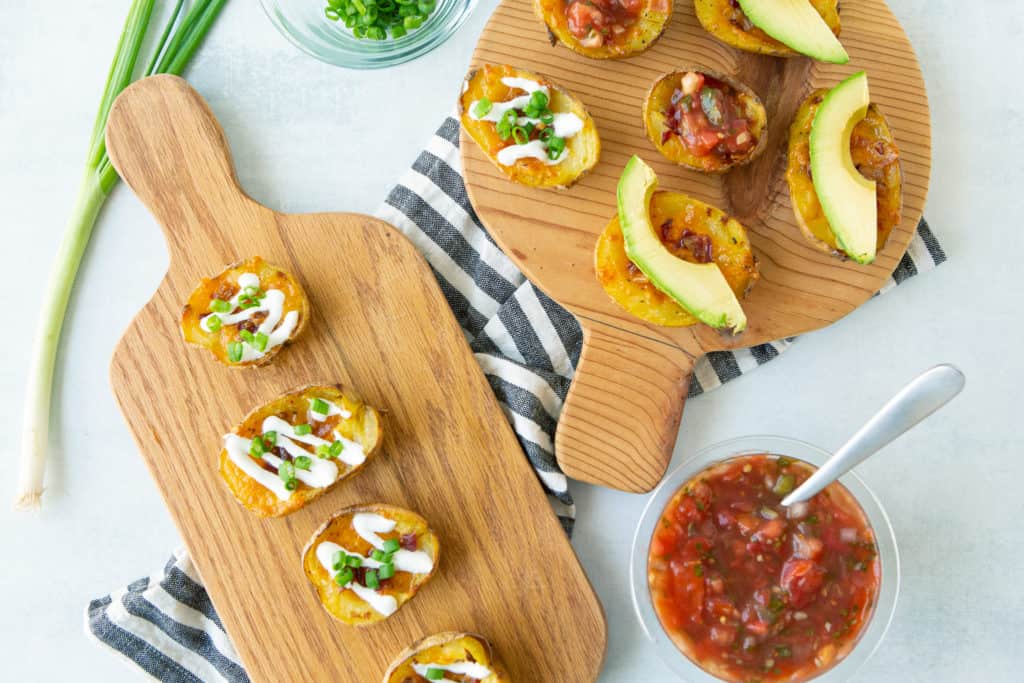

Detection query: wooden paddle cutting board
xmin=105 ymin=75 xmax=606 ymax=683
xmin=461 ymin=0 xmax=931 ymax=493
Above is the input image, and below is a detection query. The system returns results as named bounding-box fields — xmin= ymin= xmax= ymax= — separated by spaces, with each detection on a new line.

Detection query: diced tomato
xmin=780 ymin=559 xmax=827 ymax=609
xmin=754 ymin=519 xmax=786 ymax=541
xmin=566 ymin=1 xmax=609 ymax=39
xmin=669 ymin=559 xmax=705 ymax=626
xmin=791 ymin=533 xmax=824 ymax=561
xmin=736 ymin=513 xmax=760 ymax=535
xmin=709 ymin=624 xmax=738 ymax=647
xmin=651 ymin=525 xmax=679 ymax=557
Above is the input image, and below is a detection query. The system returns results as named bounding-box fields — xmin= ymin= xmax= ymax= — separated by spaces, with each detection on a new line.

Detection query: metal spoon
xmin=781 ymin=364 xmax=965 ymax=507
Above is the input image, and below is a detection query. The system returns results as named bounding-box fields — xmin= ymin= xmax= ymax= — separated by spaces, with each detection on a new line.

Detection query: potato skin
xmin=642 ymin=68 xmax=767 ymax=173
xmin=460 ymin=64 xmax=600 ymax=189
xmin=219 ymin=384 xmax=382 ymax=518
xmin=383 ymin=632 xmax=510 ymax=683
xmin=785 ymin=89 xmax=903 ymax=258
xmin=693 ymin=0 xmax=841 ymax=57
xmin=534 ymin=0 xmax=673 ymax=59
xmin=595 ymin=191 xmax=759 ymax=327
xmin=302 ymin=504 xmax=440 ymax=627
xmin=181 ymin=256 xmax=308 ymax=368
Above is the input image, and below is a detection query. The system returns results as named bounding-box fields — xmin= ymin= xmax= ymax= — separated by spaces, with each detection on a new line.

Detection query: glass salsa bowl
xmin=259 ymin=0 xmax=478 ymax=69
xmin=630 ymin=435 xmax=900 ymax=682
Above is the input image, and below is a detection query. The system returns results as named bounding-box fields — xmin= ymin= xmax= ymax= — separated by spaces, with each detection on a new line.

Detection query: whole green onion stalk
xmin=16 ymin=0 xmax=228 ymax=510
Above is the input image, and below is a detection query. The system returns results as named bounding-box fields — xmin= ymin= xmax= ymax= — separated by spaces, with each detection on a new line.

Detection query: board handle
xmin=105 ymin=75 xmax=262 ymax=257
xmin=555 ymin=320 xmax=694 ymax=493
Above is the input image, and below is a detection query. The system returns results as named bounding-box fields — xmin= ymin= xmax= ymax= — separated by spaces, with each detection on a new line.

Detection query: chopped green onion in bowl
xmin=323 ymin=0 xmax=437 ymax=41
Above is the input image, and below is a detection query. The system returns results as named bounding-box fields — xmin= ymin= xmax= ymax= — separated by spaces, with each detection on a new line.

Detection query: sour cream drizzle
xmin=199 ymin=272 xmax=299 ymax=362
xmin=223 ymin=399 xmax=365 ymax=500
xmin=314 ymin=512 xmax=435 ymax=616
xmin=412 ymin=661 xmax=493 ymax=682
xmin=468 ymin=77 xmax=584 ymax=167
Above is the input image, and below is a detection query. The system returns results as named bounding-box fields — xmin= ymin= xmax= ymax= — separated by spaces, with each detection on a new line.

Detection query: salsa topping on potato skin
xmin=565 ymin=0 xmax=644 ymax=48
xmin=663 ymin=71 xmax=757 ymax=161
xmin=534 ymin=0 xmax=672 ymax=59
xmin=643 ymin=69 xmax=767 ymax=173
xmin=648 ymin=454 xmax=880 ymax=682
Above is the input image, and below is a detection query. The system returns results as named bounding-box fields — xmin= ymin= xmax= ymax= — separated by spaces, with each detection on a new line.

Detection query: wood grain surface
xmin=461 ymin=0 xmax=931 ymax=492
xmin=105 ymin=75 xmax=606 ymax=683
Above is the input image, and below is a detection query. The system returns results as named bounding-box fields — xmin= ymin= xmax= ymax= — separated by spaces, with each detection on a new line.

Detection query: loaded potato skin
xmin=181 ymin=256 xmax=308 ymax=368
xmin=693 ymin=0 xmax=840 ymax=57
xmin=460 ymin=64 xmax=600 ymax=189
xmin=384 ymin=632 xmax=510 ymax=683
xmin=219 ymin=384 xmax=382 ymax=518
xmin=643 ymin=69 xmax=767 ymax=173
xmin=786 ymin=89 xmax=903 ymax=258
xmin=535 ymin=0 xmax=673 ymax=59
xmin=303 ymin=504 xmax=440 ymax=627
xmin=595 ymin=190 xmax=758 ymax=326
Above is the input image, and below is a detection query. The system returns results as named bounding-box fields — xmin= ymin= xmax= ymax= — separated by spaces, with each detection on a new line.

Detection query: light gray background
xmin=1 ymin=0 xmax=1020 ymax=680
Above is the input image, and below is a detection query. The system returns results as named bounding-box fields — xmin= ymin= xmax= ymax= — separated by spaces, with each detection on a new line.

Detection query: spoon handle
xmin=781 ymin=364 xmax=966 ymax=506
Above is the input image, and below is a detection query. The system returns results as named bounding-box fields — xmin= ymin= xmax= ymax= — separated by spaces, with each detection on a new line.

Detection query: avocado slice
xmin=809 ymin=72 xmax=877 ymax=264
xmin=737 ymin=0 xmax=849 ymax=64
xmin=617 ymin=156 xmax=747 ymax=333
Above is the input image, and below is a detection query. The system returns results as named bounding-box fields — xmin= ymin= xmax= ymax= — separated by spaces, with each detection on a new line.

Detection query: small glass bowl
xmin=630 ymin=435 xmax=900 ymax=683
xmin=259 ymin=0 xmax=478 ymax=69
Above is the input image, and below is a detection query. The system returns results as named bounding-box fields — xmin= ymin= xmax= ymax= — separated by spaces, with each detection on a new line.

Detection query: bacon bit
xmin=400 ymin=533 xmax=418 ymax=551
xmin=680 ymin=229 xmax=713 ymax=263
xmin=659 ymin=219 xmax=674 ymax=241
xmin=212 ymin=282 xmax=237 ymax=302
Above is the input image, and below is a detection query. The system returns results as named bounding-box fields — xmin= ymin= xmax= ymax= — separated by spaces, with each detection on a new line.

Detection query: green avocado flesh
xmin=809 ymin=71 xmax=877 ymax=264
xmin=617 ymin=156 xmax=747 ymax=333
xmin=737 ymin=0 xmax=849 ymax=64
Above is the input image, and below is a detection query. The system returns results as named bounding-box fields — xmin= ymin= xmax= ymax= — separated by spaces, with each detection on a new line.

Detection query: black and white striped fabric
xmin=86 ymin=117 xmax=945 ymax=682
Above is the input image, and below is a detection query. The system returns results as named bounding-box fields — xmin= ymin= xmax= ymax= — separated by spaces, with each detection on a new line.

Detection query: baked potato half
xmin=596 ymin=190 xmax=759 ymax=326
xmin=534 ymin=0 xmax=672 ymax=59
xmin=785 ymin=89 xmax=903 ymax=258
xmin=643 ymin=69 xmax=767 ymax=173
xmin=181 ymin=256 xmax=308 ymax=367
xmin=693 ymin=0 xmax=840 ymax=57
xmin=460 ymin=64 xmax=600 ymax=189
xmin=220 ymin=384 xmax=382 ymax=518
xmin=384 ymin=632 xmax=510 ymax=683
xmin=303 ymin=504 xmax=440 ymax=626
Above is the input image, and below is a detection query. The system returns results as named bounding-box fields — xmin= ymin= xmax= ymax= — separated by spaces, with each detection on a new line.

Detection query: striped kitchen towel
xmin=86 ymin=117 xmax=946 ymax=682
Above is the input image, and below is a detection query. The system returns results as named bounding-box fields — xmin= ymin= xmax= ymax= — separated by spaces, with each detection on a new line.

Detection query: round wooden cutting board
xmin=461 ymin=0 xmax=931 ymax=493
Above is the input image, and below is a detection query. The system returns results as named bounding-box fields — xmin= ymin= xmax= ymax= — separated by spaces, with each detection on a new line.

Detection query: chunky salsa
xmin=565 ymin=0 xmax=644 ymax=48
xmin=648 ymin=454 xmax=880 ymax=682
xmin=663 ymin=71 xmax=756 ymax=161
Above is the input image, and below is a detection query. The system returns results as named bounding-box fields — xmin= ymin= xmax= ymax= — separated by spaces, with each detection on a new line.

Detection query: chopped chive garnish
xmin=205 ymin=315 xmax=222 ymax=332
xmin=278 ymin=460 xmax=296 ymax=484
xmin=345 ymin=555 xmax=362 ymax=568
xmin=210 ymin=299 xmax=231 ymax=313
xmin=540 ymin=111 xmax=554 ymax=125
xmin=364 ymin=569 xmax=379 ymax=589
xmin=329 ymin=440 xmax=344 ymax=457
xmin=294 ymin=455 xmax=312 ymax=471
xmin=242 ymin=285 xmax=261 ymax=298
xmin=227 ymin=342 xmax=243 ymax=363
xmin=530 ymin=90 xmax=548 ymax=109
xmin=253 ymin=332 xmax=268 ymax=352
xmin=473 ymin=97 xmax=492 ymax=118
xmin=263 ymin=431 xmax=277 ymax=447
xmin=382 ymin=538 xmax=400 ymax=553
xmin=293 ymin=423 xmax=312 ymax=436
xmin=378 ymin=562 xmax=395 ymax=580
xmin=284 ymin=478 xmax=297 ymax=491
xmin=238 ymin=329 xmax=255 ymax=343
xmin=332 ymin=550 xmax=345 ymax=568
xmin=424 ymin=668 xmax=444 ymax=681
xmin=248 ymin=438 xmax=265 ymax=459
xmin=311 ymin=398 xmax=329 ymax=415
xmin=316 ymin=444 xmax=331 ymax=458
xmin=511 ymin=126 xmax=529 ymax=145
xmin=335 ymin=568 xmax=353 ymax=586
xmin=370 ymin=549 xmax=387 ymax=562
